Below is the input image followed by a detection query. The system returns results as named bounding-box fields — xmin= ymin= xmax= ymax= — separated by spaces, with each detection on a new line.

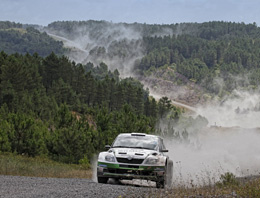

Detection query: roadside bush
xmin=0 ymin=120 xmax=12 ymax=152
xmin=1 ymin=113 xmax=49 ymax=157
xmin=79 ymin=155 xmax=91 ymax=170
xmin=216 ymin=172 xmax=239 ymax=187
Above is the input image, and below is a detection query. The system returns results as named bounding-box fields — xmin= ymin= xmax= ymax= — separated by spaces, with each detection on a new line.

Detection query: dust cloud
xmin=44 ymin=22 xmax=145 ymax=77
xmin=163 ymin=90 xmax=260 ymax=186
xmin=91 ymin=155 xmax=98 ymax=183
xmin=196 ymin=89 xmax=260 ymax=128
xmin=44 ymin=21 xmax=193 ymax=78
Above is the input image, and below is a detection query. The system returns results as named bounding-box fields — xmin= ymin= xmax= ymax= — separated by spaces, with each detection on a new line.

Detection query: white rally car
xmin=97 ymin=133 xmax=173 ymax=188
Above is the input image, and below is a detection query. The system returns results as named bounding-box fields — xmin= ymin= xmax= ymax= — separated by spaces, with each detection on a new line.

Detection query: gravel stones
xmin=0 ymin=175 xmax=153 ymax=198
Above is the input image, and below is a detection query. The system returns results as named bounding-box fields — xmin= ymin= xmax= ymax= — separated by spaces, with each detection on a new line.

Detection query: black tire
xmin=156 ymin=160 xmax=173 ymax=188
xmin=156 ymin=177 xmax=165 ymax=188
xmin=166 ymin=160 xmax=173 ymax=187
xmin=97 ymin=177 xmax=108 ymax=184
xmin=113 ymin=178 xmax=121 ymax=184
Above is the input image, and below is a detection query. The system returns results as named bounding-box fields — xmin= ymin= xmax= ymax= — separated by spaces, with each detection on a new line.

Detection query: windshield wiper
xmin=112 ymin=146 xmax=131 ymax=148
xmin=130 ymin=146 xmax=154 ymax=150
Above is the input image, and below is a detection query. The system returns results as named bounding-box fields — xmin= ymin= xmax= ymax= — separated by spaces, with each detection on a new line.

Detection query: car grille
xmin=119 ymin=164 xmax=139 ymax=169
xmin=106 ymin=168 xmax=155 ymax=176
xmin=116 ymin=157 xmax=144 ymax=164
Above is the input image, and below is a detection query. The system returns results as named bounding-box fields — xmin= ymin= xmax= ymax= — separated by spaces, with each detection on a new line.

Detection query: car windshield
xmin=112 ymin=135 xmax=158 ymax=150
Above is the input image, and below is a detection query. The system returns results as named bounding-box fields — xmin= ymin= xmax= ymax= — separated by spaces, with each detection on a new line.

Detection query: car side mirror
xmin=160 ymin=149 xmax=168 ymax=152
xmin=105 ymin=145 xmax=111 ymax=149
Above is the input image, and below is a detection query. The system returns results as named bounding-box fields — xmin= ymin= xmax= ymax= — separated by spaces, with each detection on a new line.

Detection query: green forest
xmin=134 ymin=21 xmax=260 ymax=95
xmin=0 ymin=51 xmax=180 ymax=164
xmin=0 ymin=21 xmax=64 ymax=56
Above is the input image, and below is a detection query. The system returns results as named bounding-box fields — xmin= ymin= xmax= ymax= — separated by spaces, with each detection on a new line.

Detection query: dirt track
xmin=0 ymin=175 xmax=156 ymax=198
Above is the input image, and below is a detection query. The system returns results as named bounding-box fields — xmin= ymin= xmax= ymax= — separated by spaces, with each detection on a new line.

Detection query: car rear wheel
xmin=97 ymin=177 xmax=108 ymax=184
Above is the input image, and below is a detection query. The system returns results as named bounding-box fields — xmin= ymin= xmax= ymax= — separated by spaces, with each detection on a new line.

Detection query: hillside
xmin=1 ymin=20 xmax=260 ymax=105
xmin=0 ymin=21 xmax=65 ymax=56
xmin=42 ymin=20 xmax=260 ymax=105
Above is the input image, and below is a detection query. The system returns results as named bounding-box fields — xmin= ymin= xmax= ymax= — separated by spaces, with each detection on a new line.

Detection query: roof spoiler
xmin=131 ymin=133 xmax=146 ymax=136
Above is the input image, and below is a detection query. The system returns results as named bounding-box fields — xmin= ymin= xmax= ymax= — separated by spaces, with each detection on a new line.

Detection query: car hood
xmin=110 ymin=148 xmax=158 ymax=159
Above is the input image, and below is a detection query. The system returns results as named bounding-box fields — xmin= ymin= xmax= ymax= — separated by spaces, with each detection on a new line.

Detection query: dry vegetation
xmin=5 ymin=28 xmax=27 ymax=34
xmin=0 ymin=153 xmax=92 ymax=179
xmin=129 ymin=173 xmax=260 ymax=198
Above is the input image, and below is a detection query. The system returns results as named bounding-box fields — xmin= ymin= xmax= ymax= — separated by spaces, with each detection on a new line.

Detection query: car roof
xmin=117 ymin=133 xmax=161 ymax=139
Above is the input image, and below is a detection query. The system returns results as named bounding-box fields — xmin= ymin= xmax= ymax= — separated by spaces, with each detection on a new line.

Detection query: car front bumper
xmin=97 ymin=161 xmax=165 ymax=181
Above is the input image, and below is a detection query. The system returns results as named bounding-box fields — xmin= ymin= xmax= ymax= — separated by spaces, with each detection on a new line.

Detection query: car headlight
xmin=105 ymin=154 xmax=116 ymax=162
xmin=143 ymin=156 xmax=159 ymax=165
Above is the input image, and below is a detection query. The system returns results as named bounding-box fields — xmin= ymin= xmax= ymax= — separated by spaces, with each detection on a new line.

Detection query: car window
xmin=112 ymin=136 xmax=159 ymax=150
xmin=159 ymin=138 xmax=167 ymax=151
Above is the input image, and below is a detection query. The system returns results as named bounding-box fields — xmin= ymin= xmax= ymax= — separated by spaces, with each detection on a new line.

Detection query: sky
xmin=0 ymin=0 xmax=259 ymax=26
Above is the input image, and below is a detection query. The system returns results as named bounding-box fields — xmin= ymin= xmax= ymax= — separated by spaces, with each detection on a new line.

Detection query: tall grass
xmin=0 ymin=153 xmax=92 ymax=179
xmin=125 ymin=172 xmax=260 ymax=197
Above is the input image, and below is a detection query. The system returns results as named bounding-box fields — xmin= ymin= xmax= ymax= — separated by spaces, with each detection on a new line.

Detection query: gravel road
xmin=0 ymin=175 xmax=157 ymax=198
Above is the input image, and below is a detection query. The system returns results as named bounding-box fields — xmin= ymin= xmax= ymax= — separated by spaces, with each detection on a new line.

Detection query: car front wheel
xmin=166 ymin=160 xmax=173 ymax=187
xmin=156 ymin=160 xmax=173 ymax=188
xmin=156 ymin=177 xmax=165 ymax=188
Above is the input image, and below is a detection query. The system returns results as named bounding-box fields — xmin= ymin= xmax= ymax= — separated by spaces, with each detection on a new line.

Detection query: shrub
xmin=216 ymin=172 xmax=239 ymax=187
